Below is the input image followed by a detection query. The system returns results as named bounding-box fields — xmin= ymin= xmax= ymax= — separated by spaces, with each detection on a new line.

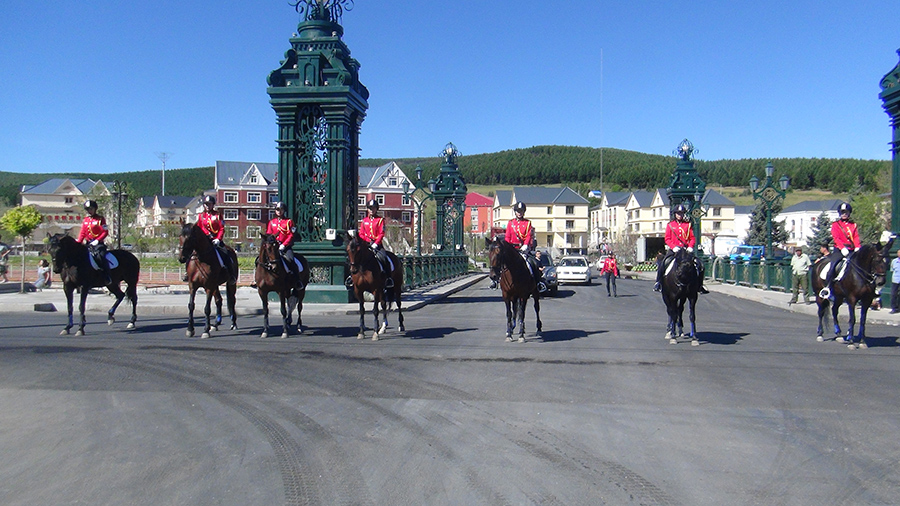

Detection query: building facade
xmin=135 ymin=195 xmax=201 ymax=237
xmin=464 ymin=192 xmax=494 ymax=236
xmin=492 ymin=186 xmax=590 ymax=256
xmin=213 ymin=161 xmax=279 ymax=250
xmin=20 ymin=178 xmax=109 ymax=243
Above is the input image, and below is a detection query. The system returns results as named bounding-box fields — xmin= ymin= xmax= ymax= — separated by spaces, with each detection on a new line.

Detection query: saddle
xmin=87 ymin=251 xmax=119 ymax=271
xmin=818 ymin=258 xmax=849 ymax=281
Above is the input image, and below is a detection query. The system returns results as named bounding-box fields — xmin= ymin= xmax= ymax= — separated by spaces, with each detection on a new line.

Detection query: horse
xmin=178 ymin=223 xmax=238 ymax=338
xmin=660 ymin=248 xmax=700 ymax=346
xmin=486 ymin=236 xmax=542 ymax=342
xmin=811 ymin=238 xmax=893 ymax=349
xmin=346 ymin=233 xmax=404 ymax=341
xmin=254 ymin=234 xmax=310 ymax=339
xmin=47 ymin=233 xmax=140 ymax=336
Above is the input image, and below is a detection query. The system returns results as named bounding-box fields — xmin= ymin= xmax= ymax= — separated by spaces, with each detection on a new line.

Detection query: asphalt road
xmin=1 ymin=276 xmax=900 ymax=505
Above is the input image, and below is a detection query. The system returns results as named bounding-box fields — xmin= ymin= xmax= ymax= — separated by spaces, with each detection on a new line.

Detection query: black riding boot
xmin=696 ymin=259 xmax=709 ymax=294
xmin=654 ymin=261 xmax=663 ymax=292
xmin=282 ymin=248 xmax=303 ymax=290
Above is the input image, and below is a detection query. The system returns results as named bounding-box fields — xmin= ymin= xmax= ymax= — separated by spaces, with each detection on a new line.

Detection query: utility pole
xmin=156 ymin=152 xmax=172 ymax=195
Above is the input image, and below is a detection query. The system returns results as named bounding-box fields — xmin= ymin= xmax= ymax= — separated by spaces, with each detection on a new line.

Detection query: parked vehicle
xmin=556 ymin=255 xmax=591 ymax=285
xmin=729 ymin=245 xmax=764 ymax=262
xmin=536 ymin=250 xmax=558 ymax=296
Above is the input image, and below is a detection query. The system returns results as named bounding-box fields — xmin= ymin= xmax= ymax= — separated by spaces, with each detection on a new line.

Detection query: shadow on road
xmin=696 ymin=331 xmax=747 ymax=345
xmin=536 ymin=328 xmax=602 ymax=342
xmin=406 ymin=326 xmax=477 ymax=340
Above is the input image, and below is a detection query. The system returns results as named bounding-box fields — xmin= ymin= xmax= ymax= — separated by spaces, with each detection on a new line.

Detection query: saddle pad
xmin=280 ymin=257 xmax=305 ymax=273
xmin=664 ymin=258 xmax=676 ymax=276
xmin=818 ymin=260 xmax=847 ymax=281
xmin=519 ymin=252 xmax=535 ymax=277
xmin=88 ymin=252 xmax=119 ymax=270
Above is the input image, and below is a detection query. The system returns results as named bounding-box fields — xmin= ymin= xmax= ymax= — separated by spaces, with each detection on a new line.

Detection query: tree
xmin=850 ymin=193 xmax=889 ymax=244
xmin=807 ymin=211 xmax=833 ymax=257
xmin=0 ymin=205 xmax=43 ymax=293
xmin=743 ymin=200 xmax=788 ymax=254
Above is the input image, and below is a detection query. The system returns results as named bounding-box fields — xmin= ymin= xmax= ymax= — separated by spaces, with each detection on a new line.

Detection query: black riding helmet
xmin=83 ymin=200 xmax=98 ymax=211
xmin=366 ymin=199 xmax=379 ymax=210
xmin=513 ymin=202 xmax=526 ymax=214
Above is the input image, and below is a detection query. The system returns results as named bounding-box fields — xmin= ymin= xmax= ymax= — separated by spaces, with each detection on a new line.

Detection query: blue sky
xmin=2 ymin=1 xmax=897 ymax=174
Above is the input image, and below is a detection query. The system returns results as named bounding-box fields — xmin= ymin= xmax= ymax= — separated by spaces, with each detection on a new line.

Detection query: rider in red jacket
xmin=504 ymin=201 xmax=546 ymax=293
xmin=78 ymin=200 xmax=111 ymax=283
xmin=654 ymin=204 xmax=708 ymax=294
xmin=819 ymin=201 xmax=861 ymax=300
xmin=358 ymin=200 xmax=393 ymax=289
xmin=266 ymin=201 xmax=303 ymax=289
xmin=193 ymin=195 xmax=235 ymax=283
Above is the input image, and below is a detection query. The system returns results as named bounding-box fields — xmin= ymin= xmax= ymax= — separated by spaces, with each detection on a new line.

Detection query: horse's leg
xmin=516 ymin=297 xmax=526 ymax=342
xmin=377 ymin=296 xmax=388 ymax=336
xmin=689 ymin=295 xmax=699 ymax=346
xmin=395 ymin=286 xmax=404 ymax=333
xmin=856 ymin=301 xmax=870 ymax=349
xmin=76 ymin=285 xmax=89 ymax=336
xmin=107 ymin=282 xmax=126 ymax=326
xmin=62 ymin=285 xmax=74 ymax=335
xmin=294 ymin=291 xmax=304 ymax=334
xmin=227 ymin=282 xmax=238 ymax=331
xmin=213 ymin=288 xmax=223 ymax=331
xmin=260 ymin=290 xmax=270 ymax=338
xmin=816 ymin=300 xmax=828 ymax=341
xmin=186 ymin=285 xmax=196 ymax=337
xmin=372 ymin=296 xmax=382 ymax=341
xmin=201 ymin=288 xmax=214 ymax=339
xmin=831 ymin=297 xmax=843 ymax=340
xmin=280 ymin=292 xmax=290 ymax=339
xmin=505 ymin=299 xmax=514 ymax=340
xmin=676 ymin=298 xmax=686 ymax=337
xmin=357 ymin=293 xmax=367 ymax=340
xmin=126 ymin=278 xmax=138 ymax=329
xmin=533 ymin=291 xmax=542 ymax=337
xmin=846 ymin=297 xmax=858 ymax=343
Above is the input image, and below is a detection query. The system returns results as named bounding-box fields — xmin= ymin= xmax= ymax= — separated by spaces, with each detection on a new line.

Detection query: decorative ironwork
xmin=294 ymin=105 xmax=329 ymax=242
xmin=290 ymin=0 xmax=354 ymax=24
xmin=673 ymin=139 xmax=696 ymax=161
xmin=441 ymin=142 xmax=461 ymax=164
xmin=309 ymin=266 xmax=331 ymax=284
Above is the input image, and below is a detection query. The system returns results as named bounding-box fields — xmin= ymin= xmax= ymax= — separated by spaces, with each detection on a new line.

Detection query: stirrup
xmin=384 ymin=276 xmax=394 ymax=289
xmin=537 ymin=281 xmax=547 ymax=293
xmin=819 ymin=287 xmax=830 ymax=299
xmin=250 ymin=282 xmax=258 ymax=289
xmin=489 ymin=280 xmax=498 ymax=290
xmin=344 ymin=276 xmax=354 ymax=288
xmin=699 ymin=286 xmax=709 ymax=294
xmin=653 ymin=282 xmax=661 ymax=292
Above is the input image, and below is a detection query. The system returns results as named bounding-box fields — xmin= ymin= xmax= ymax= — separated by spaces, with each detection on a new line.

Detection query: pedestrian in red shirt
xmin=78 ymin=200 xmax=111 ymax=283
xmin=819 ymin=202 xmax=861 ymax=300
xmin=265 ymin=201 xmax=303 ymax=289
xmin=503 ymin=201 xmax=546 ymax=292
xmin=601 ymin=252 xmax=620 ymax=297
xmin=654 ymin=204 xmax=708 ymax=294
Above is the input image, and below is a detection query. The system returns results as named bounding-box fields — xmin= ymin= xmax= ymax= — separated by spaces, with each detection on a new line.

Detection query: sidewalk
xmin=0 ymin=274 xmax=489 ymax=316
xmin=627 ymin=270 xmax=900 ymax=327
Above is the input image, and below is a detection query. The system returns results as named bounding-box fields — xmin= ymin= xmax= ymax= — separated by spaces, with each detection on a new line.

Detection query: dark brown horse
xmin=47 ymin=234 xmax=140 ymax=336
xmin=346 ymin=233 xmax=404 ymax=340
xmin=486 ymin=236 xmax=542 ymax=342
xmin=178 ymin=223 xmax=237 ymax=338
xmin=660 ymin=248 xmax=700 ymax=346
xmin=255 ymin=234 xmax=310 ymax=339
xmin=811 ymin=237 xmax=893 ymax=349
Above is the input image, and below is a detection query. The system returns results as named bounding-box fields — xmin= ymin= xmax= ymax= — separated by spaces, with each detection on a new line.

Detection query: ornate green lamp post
xmin=430 ymin=143 xmax=469 ymax=255
xmin=880 ymin=49 xmax=900 ymax=235
xmin=401 ymin=166 xmax=436 ymax=256
xmin=666 ymin=139 xmax=706 ymax=247
xmin=267 ymin=0 xmax=368 ymax=302
xmin=749 ymin=162 xmax=790 ymax=290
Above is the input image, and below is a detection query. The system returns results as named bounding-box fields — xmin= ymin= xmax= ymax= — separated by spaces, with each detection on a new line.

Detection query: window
xmin=713 ymin=221 xmax=722 ymax=230
xmin=402 ymin=195 xmax=410 ymax=206
xmin=246 ymin=226 xmax=261 ymax=239
xmin=268 ymin=210 xmax=276 ymax=220
xmin=224 ymin=192 xmax=238 ymax=203
xmin=712 ymin=207 xmax=721 ymax=217
xmin=250 ymin=175 xmax=258 ymax=184
xmin=358 ymin=196 xmax=366 ymax=206
xmin=376 ymin=194 xmax=385 ymax=206
xmin=246 ymin=209 xmax=261 ymax=221
xmin=634 ymin=210 xmax=640 ymax=219
xmin=565 ymin=205 xmax=574 ymax=215
xmin=388 ymin=177 xmax=397 ymax=187
xmin=471 ymin=207 xmax=478 ymax=221
xmin=65 ymin=197 xmax=74 ymax=204
xmin=546 ymin=220 xmax=552 ymax=232
xmin=223 ymin=209 xmax=239 ymax=220
xmin=402 ymin=211 xmax=411 ymax=223
xmin=565 ymin=220 xmax=574 ymax=229
xmin=228 ymin=226 xmax=239 ymax=239
xmin=268 ymin=193 xmax=280 ymax=204
xmin=247 ymin=192 xmax=261 ymax=204
xmin=547 ymin=206 xmax=552 ymax=214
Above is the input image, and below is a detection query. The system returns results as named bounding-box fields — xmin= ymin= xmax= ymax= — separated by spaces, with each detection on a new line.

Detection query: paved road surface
xmin=1 ymin=276 xmax=900 ymax=505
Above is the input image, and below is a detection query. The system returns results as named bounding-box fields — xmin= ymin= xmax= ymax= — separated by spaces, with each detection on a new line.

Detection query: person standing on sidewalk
xmin=600 ymin=252 xmax=620 ymax=297
xmin=891 ymin=249 xmax=900 ymax=314
xmin=789 ymin=246 xmax=812 ymax=304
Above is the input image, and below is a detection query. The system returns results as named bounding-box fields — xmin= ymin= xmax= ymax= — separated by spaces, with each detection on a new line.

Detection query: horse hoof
xmin=378 ymin=323 xmax=387 ymax=334
xmin=75 ymin=330 xmax=84 ymax=337
xmin=399 ymin=325 xmax=405 ymax=332
xmin=281 ymin=332 xmax=289 ymax=339
xmin=357 ymin=333 xmax=366 ymax=340
xmin=816 ymin=335 xmax=824 ymax=342
xmin=107 ymin=318 xmax=114 ymax=326
xmin=669 ymin=339 xmax=678 ymax=345
xmin=665 ymin=331 xmax=673 ymax=340
xmin=186 ymin=330 xmax=194 ymax=338
xmin=691 ymin=339 xmax=699 ymax=347
xmin=201 ymin=333 xmax=210 ymax=339
xmin=517 ymin=337 xmax=525 ymax=343
xmin=60 ymin=329 xmax=69 ymax=335
xmin=858 ymin=342 xmax=868 ymax=350
xmin=505 ymin=337 xmax=514 ymax=342
xmin=835 ymin=336 xmax=847 ymax=344
xmin=230 ymin=325 xmax=237 ymax=331
xmin=260 ymin=332 xmax=268 ymax=339
xmin=126 ymin=323 xmax=135 ymax=330
xmin=372 ymin=333 xmax=379 ymax=341
xmin=211 ymin=326 xmax=218 ymax=332
xmin=847 ymin=343 xmax=857 ymax=350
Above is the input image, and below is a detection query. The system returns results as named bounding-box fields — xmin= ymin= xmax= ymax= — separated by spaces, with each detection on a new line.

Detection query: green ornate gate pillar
xmin=267 ymin=0 xmax=367 ymax=302
xmin=431 ymin=143 xmax=469 ymax=255
xmin=665 ymin=139 xmax=707 ymax=248
xmin=881 ymin=49 xmax=900 ymax=234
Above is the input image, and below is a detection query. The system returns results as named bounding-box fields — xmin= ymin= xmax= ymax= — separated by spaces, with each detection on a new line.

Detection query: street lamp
xmin=749 ymin=162 xmax=790 ymax=258
xmin=109 ymin=180 xmax=129 ymax=250
xmin=401 ymin=166 xmax=437 ymax=256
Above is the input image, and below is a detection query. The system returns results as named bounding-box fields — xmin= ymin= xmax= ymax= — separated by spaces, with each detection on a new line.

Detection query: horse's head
xmin=671 ymin=248 xmax=699 ymax=286
xmin=178 ymin=223 xmax=200 ymax=264
xmin=46 ymin=233 xmax=73 ymax=274
xmin=861 ymin=243 xmax=889 ymax=287
xmin=486 ymin=236 xmax=506 ymax=283
xmin=346 ymin=231 xmax=373 ymax=276
xmin=257 ymin=234 xmax=280 ymax=272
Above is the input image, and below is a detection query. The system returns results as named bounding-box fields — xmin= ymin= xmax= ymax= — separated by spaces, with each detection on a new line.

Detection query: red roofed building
xmin=465 ymin=192 xmax=494 ymax=235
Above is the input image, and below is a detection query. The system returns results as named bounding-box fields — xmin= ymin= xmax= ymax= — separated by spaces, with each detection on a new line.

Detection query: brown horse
xmin=255 ymin=234 xmax=310 ymax=338
xmin=346 ymin=233 xmax=404 ymax=340
xmin=178 ymin=223 xmax=238 ymax=338
xmin=486 ymin=236 xmax=542 ymax=342
xmin=811 ymin=237 xmax=893 ymax=349
xmin=47 ymin=233 xmax=140 ymax=336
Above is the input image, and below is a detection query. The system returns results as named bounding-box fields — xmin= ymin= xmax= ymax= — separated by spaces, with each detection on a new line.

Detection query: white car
xmin=556 ymin=255 xmax=592 ymax=285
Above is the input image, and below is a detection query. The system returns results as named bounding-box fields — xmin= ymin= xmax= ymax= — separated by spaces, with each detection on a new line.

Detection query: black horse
xmin=47 ymin=234 xmax=140 ymax=336
xmin=486 ymin=236 xmax=542 ymax=342
xmin=660 ymin=248 xmax=700 ymax=346
xmin=811 ymin=238 xmax=893 ymax=349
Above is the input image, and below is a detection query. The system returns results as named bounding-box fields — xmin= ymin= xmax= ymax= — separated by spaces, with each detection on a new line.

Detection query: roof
xmin=154 ymin=196 xmax=196 ymax=209
xmin=21 ymin=178 xmax=104 ymax=195
xmin=603 ymin=191 xmax=631 ymax=206
xmin=495 ymin=190 xmax=512 ymax=207
xmin=782 ymin=199 xmax=843 ymax=213
xmin=465 ymin=192 xmax=493 ymax=206
xmin=702 ymin=189 xmax=736 ymax=206
xmin=215 ymin=161 xmax=278 ymax=187
xmin=511 ymin=186 xmax=589 ymax=205
xmin=630 ymin=190 xmax=656 ymax=208
xmin=734 ymin=205 xmax=756 ymax=215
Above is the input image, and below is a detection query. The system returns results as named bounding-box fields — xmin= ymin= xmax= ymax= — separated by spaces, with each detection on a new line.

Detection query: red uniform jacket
xmin=505 ymin=218 xmax=534 ymax=247
xmin=664 ymin=220 xmax=695 ymax=249
xmin=77 ymin=215 xmax=108 ymax=243
xmin=197 ymin=211 xmax=224 ymax=241
xmin=359 ymin=216 xmax=385 ymax=246
xmin=831 ymin=219 xmax=861 ymax=250
xmin=601 ymin=257 xmax=619 ymax=277
xmin=266 ymin=217 xmax=295 ymax=246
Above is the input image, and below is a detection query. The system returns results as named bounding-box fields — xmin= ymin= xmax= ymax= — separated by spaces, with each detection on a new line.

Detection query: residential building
xmin=20 ymin=178 xmax=109 ymax=242
xmin=358 ymin=162 xmax=414 ymax=237
xmin=464 ymin=192 xmax=494 ymax=236
xmin=214 ymin=161 xmax=279 ymax=249
xmin=492 ymin=187 xmax=590 ymax=256
xmin=779 ymin=199 xmax=842 ymax=247
xmin=135 ymin=195 xmax=201 ymax=237
xmin=589 ymin=191 xmax=630 ymax=249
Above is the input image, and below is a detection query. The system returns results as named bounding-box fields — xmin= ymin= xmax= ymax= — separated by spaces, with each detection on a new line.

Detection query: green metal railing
xmin=708 ymin=256 xmax=795 ymax=292
xmin=399 ymin=254 xmax=471 ymax=290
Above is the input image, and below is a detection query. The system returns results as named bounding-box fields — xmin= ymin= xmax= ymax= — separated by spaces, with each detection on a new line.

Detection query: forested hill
xmin=0 ymin=166 xmax=214 ymax=207
xmin=1 ymin=146 xmax=890 ymax=206
xmin=362 ymin=145 xmax=890 ymax=194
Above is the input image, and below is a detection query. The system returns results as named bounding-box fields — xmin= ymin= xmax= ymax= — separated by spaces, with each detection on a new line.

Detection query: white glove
xmin=841 ymin=247 xmax=849 ymax=256
xmin=672 ymin=247 xmax=681 ymax=253
xmin=519 ymin=244 xmax=528 ymax=253
xmin=371 ymin=242 xmax=381 ymax=250
xmin=687 ymin=247 xmax=694 ymax=253
xmin=212 ymin=239 xmax=221 ymax=246
xmin=279 ymin=244 xmax=286 ymax=252
xmin=90 ymin=240 xmax=99 ymax=247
